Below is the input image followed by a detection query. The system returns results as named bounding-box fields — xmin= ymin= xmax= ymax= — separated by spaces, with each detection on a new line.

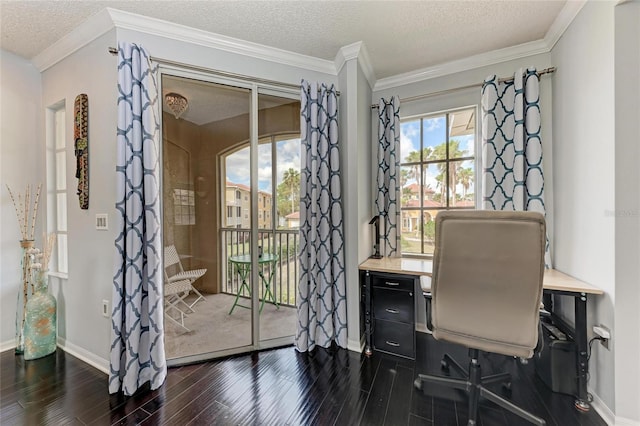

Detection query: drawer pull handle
xmin=385 ymin=282 xmax=400 ymax=286
xmin=385 ymin=341 xmax=400 ymax=347
xmin=385 ymin=308 xmax=399 ymax=314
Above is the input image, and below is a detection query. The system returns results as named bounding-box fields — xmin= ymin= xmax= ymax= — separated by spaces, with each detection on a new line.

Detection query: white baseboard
xmin=590 ymin=388 xmax=616 ymax=426
xmin=615 ymin=417 xmax=640 ymax=426
xmin=57 ymin=337 xmax=109 ymax=375
xmin=347 ymin=335 xmax=365 ymax=354
xmin=589 ymin=387 xmax=640 ymax=426
xmin=0 ymin=339 xmax=16 ymax=352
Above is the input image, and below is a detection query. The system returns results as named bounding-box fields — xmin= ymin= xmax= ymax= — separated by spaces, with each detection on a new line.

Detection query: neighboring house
xmin=225 ymin=181 xmax=273 ymax=229
xmin=401 ymin=199 xmax=442 ymax=233
xmin=284 ymin=211 xmax=300 ymax=228
xmin=225 ymin=182 xmax=251 ymax=228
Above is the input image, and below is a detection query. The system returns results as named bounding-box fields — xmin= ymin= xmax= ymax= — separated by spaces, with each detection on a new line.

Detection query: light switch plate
xmin=96 ymin=214 xmax=108 ymax=230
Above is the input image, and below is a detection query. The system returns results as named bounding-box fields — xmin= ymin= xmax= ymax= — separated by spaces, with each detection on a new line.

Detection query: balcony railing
xmin=221 ymin=227 xmax=299 ymax=308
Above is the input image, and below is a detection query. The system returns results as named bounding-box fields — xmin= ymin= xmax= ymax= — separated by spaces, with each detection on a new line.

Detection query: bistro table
xmin=228 ymin=253 xmax=280 ymax=314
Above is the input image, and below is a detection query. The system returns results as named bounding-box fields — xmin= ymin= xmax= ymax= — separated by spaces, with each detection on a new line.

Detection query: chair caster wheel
xmin=441 ymin=359 xmax=450 ymax=371
xmin=503 ymin=382 xmax=511 ymax=390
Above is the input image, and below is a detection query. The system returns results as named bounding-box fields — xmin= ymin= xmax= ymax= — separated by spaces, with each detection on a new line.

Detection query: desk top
xmin=229 ymin=253 xmax=278 ymax=264
xmin=359 ymin=257 xmax=603 ymax=295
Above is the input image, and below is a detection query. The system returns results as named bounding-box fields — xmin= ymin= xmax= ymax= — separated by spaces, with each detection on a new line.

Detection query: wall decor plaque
xmin=74 ymin=94 xmax=89 ymax=209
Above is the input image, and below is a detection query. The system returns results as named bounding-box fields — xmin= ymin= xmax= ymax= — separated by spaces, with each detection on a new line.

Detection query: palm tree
xmin=457 ymin=167 xmax=473 ymax=200
xmin=430 ymin=140 xmax=465 ymax=205
xmin=281 ymin=168 xmax=300 ymax=215
xmin=405 ymin=150 xmax=421 ymax=182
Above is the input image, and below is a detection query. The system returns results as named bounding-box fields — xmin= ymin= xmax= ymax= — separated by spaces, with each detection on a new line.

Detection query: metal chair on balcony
xmin=164 ymin=245 xmax=206 ymax=311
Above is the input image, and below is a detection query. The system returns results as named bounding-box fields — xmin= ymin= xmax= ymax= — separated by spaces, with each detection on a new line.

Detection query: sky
xmin=225 ymin=137 xmax=301 ymax=192
xmin=400 ymin=115 xmax=475 ymax=195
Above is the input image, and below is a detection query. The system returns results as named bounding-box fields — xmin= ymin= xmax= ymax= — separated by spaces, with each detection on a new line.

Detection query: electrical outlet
xmin=102 ymin=300 xmax=109 ymax=318
xmin=593 ymin=325 xmax=611 ymax=350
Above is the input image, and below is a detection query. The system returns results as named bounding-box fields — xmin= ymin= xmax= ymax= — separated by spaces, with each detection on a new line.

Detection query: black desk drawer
xmin=374 ymin=319 xmax=415 ymax=359
xmin=372 ymin=287 xmax=414 ymax=323
xmin=372 ymin=275 xmax=414 ymax=292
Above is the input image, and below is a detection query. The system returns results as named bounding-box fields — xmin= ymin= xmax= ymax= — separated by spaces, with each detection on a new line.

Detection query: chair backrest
xmin=431 ymin=210 xmax=546 ymax=359
xmin=164 ymin=245 xmax=184 ymax=278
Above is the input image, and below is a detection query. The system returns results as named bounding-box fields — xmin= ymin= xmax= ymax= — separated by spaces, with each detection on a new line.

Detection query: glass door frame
xmin=158 ymin=66 xmax=298 ymax=365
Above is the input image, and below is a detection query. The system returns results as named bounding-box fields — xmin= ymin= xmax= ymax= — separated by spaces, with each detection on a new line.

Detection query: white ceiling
xmin=1 ymin=0 xmax=569 ymax=80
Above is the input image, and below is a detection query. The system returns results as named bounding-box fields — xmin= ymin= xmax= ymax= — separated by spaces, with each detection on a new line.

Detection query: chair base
xmin=414 ymin=349 xmax=546 ymax=426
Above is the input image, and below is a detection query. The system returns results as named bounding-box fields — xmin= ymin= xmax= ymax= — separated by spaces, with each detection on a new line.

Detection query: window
xmin=400 ymin=107 xmax=476 ymax=255
xmin=46 ymin=103 xmax=68 ymax=274
xmin=222 ymin=133 xmax=301 ymax=231
xmin=173 ymin=189 xmax=195 ymax=225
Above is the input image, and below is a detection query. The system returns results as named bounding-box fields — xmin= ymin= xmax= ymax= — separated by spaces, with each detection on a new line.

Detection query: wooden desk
xmin=359 ymin=257 xmax=604 ymax=411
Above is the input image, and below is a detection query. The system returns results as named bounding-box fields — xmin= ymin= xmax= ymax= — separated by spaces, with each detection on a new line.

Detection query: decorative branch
xmin=41 ymin=233 xmax=56 ymax=271
xmin=30 ymin=183 xmax=42 ymax=240
xmin=6 ymin=184 xmax=42 ymax=240
xmin=24 ymin=185 xmax=30 ymax=239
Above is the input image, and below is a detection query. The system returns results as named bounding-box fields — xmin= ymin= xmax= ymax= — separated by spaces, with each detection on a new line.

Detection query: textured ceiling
xmin=0 ymin=0 xmax=566 ymax=79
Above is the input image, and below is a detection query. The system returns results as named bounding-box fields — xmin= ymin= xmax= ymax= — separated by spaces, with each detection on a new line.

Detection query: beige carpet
xmin=164 ymin=293 xmax=297 ymax=360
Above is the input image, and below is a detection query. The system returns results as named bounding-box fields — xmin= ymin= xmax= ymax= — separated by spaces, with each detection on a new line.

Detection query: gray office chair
xmin=414 ymin=210 xmax=547 ymax=426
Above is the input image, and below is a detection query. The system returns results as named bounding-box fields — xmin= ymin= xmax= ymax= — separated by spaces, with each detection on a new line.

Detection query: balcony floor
xmin=164 ymin=292 xmax=297 ymax=360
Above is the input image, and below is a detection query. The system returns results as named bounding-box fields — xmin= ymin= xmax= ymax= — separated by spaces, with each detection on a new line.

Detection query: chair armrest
xmin=420 ymin=276 xmax=433 ymax=331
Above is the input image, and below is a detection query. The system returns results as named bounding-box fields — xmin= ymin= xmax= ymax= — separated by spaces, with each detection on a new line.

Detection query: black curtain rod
xmin=371 ymin=67 xmax=556 ymax=109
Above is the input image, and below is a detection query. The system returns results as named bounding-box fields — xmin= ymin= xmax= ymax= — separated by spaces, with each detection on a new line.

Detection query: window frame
xmin=46 ymin=102 xmax=69 ymax=277
xmin=399 ymin=105 xmax=479 ymax=257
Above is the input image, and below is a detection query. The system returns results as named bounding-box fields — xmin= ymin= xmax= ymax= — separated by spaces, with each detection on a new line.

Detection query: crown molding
xmin=335 ymin=41 xmax=376 ymax=88
xmin=374 ymin=1 xmax=585 ymax=92
xmin=32 ymin=9 xmax=114 ymax=72
xmin=107 ymin=8 xmax=336 ymax=76
xmin=374 ymin=38 xmax=549 ymax=91
xmin=32 ymin=4 xmax=585 ymax=92
xmin=544 ymin=0 xmax=587 ymax=49
xmin=32 ymin=7 xmax=336 ymax=75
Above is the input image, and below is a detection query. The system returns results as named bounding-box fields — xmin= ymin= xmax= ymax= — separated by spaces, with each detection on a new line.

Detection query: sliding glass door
xmin=161 ymin=73 xmax=300 ymax=364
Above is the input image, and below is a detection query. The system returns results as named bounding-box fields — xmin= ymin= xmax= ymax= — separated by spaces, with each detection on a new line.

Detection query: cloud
xmin=226 ymin=137 xmax=302 ymax=192
xmin=400 ymin=121 xmax=419 ymax=160
xmin=226 ymin=146 xmax=250 ymax=184
xmin=425 ymin=117 xmax=444 ymax=133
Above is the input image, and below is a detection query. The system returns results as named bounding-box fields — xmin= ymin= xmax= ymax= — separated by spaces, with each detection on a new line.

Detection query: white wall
xmin=338 ymin=55 xmax=373 ymax=352
xmin=614 ymin=2 xmax=640 ymax=423
xmin=0 ymin=50 xmax=44 ymax=350
xmin=355 ymin=62 xmax=373 ymax=346
xmin=373 ymin=53 xmax=554 ymax=332
xmin=39 ymin=30 xmax=118 ymax=369
xmin=551 ymin=0 xmax=617 ymax=415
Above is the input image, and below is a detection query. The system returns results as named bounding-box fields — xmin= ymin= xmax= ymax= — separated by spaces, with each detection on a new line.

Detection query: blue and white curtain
xmin=110 ymin=42 xmax=166 ymax=395
xmin=376 ymin=97 xmax=401 ymax=257
xmin=296 ymin=80 xmax=347 ymax=352
xmin=481 ymin=67 xmax=552 ymax=267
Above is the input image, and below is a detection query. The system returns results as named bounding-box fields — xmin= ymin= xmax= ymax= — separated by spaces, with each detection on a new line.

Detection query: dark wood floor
xmin=1 ymin=333 xmax=606 ymax=426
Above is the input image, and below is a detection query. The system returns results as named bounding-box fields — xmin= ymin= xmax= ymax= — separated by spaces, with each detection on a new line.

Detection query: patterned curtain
xmin=295 ymin=80 xmax=347 ymax=352
xmin=376 ymin=97 xmax=401 ymax=257
xmin=110 ymin=42 xmax=166 ymax=395
xmin=482 ymin=67 xmax=552 ymax=267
